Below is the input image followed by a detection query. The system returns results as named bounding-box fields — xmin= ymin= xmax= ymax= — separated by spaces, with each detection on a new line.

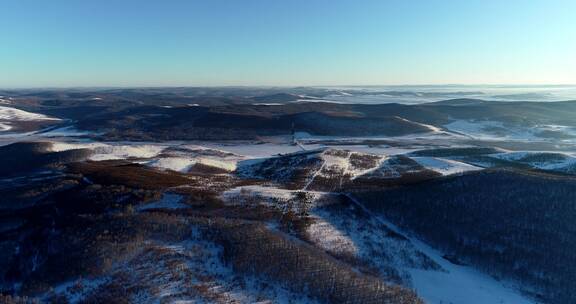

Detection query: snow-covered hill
xmin=238 ymin=148 xmax=482 ymax=190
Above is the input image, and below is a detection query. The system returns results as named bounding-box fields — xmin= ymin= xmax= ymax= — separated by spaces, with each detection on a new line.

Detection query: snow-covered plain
xmin=445 ymin=119 xmax=576 ymax=143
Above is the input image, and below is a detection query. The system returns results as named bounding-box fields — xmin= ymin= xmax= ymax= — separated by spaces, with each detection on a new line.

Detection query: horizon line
xmin=2 ymin=83 xmax=576 ymax=90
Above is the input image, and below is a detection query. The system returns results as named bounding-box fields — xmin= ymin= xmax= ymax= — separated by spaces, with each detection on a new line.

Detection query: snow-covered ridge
xmin=0 ymin=106 xmax=61 ymax=131
xmin=0 ymin=106 xmax=60 ymax=122
xmin=50 ymin=142 xmax=166 ymax=160
xmin=492 ymin=151 xmax=576 ymax=172
xmin=49 ymin=142 xmax=245 ymax=173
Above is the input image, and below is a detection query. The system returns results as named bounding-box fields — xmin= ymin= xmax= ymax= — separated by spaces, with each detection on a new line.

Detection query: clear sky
xmin=1 ymin=0 xmax=575 ymax=87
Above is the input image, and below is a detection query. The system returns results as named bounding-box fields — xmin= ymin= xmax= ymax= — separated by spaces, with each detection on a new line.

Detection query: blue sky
xmin=1 ymin=0 xmax=575 ymax=87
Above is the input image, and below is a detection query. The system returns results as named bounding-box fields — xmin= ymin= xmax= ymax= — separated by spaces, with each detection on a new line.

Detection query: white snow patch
xmin=147 ymin=157 xmax=196 ymax=172
xmin=148 ymin=156 xmax=238 ymax=173
xmin=411 ymin=157 xmax=482 ymax=175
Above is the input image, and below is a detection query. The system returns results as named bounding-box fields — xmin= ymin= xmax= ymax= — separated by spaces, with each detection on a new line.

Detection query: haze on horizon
xmin=1 ymin=0 xmax=575 ymax=88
